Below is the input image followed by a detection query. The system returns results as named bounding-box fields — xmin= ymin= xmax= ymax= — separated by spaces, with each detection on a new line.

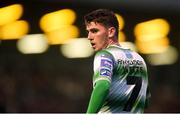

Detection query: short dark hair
xmin=84 ymin=9 xmax=119 ymax=37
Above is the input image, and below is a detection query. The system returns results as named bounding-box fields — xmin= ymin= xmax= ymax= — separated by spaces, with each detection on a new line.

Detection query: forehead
xmin=86 ymin=22 xmax=106 ymax=30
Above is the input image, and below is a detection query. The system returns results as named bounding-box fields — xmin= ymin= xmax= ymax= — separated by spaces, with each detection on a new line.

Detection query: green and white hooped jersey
xmin=93 ymin=45 xmax=149 ymax=113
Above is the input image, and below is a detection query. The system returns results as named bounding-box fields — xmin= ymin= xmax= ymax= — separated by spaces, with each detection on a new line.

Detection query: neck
xmin=107 ymin=37 xmax=120 ymax=47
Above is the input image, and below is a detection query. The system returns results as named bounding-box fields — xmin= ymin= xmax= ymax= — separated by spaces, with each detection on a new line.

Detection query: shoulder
xmin=95 ymin=49 xmax=114 ymax=60
xmin=95 ymin=49 xmax=112 ymax=55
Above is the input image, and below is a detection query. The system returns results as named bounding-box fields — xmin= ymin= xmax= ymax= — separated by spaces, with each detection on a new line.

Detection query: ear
xmin=108 ymin=27 xmax=116 ymax=38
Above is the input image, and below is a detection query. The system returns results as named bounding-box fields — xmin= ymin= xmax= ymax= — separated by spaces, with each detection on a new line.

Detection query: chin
xmin=94 ymin=48 xmax=99 ymax=51
xmin=94 ymin=48 xmax=102 ymax=52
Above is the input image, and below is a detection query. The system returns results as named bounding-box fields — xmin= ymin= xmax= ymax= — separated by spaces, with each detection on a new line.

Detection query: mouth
xmin=91 ymin=42 xmax=96 ymax=49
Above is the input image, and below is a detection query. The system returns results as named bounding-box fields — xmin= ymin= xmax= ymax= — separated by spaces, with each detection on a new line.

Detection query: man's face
xmin=86 ymin=22 xmax=109 ymax=51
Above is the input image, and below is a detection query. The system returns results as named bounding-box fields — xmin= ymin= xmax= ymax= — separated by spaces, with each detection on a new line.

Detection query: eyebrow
xmin=88 ymin=28 xmax=99 ymax=32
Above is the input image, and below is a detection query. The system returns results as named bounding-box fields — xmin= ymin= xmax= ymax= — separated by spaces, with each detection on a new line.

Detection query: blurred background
xmin=0 ymin=0 xmax=180 ymax=112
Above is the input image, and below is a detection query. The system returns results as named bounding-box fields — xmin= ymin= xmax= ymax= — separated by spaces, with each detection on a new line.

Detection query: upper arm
xmin=93 ymin=50 xmax=115 ymax=87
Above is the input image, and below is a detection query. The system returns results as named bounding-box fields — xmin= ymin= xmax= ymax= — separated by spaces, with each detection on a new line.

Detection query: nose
xmin=87 ymin=32 xmax=93 ymax=40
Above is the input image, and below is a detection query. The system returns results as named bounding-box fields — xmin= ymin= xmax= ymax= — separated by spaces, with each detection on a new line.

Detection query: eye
xmin=86 ymin=30 xmax=89 ymax=34
xmin=90 ymin=28 xmax=99 ymax=33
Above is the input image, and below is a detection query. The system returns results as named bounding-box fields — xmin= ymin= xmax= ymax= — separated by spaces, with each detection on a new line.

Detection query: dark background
xmin=0 ymin=0 xmax=180 ymax=112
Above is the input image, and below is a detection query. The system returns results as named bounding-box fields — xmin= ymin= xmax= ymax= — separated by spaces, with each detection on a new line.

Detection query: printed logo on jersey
xmin=100 ymin=68 xmax=112 ymax=77
xmin=100 ymin=59 xmax=113 ymax=77
xmin=100 ymin=59 xmax=113 ymax=70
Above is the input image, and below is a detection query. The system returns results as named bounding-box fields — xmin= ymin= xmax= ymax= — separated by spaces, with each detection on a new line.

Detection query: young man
xmin=84 ymin=9 xmax=150 ymax=113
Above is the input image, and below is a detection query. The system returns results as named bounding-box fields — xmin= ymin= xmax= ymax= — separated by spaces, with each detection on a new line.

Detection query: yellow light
xmin=46 ymin=25 xmax=79 ymax=45
xmin=134 ymin=18 xmax=171 ymax=54
xmin=115 ymin=13 xmax=124 ymax=30
xmin=17 ymin=34 xmax=49 ymax=54
xmin=135 ymin=37 xmax=169 ymax=54
xmin=0 ymin=20 xmax=29 ymax=40
xmin=60 ymin=38 xmax=94 ymax=58
xmin=136 ymin=34 xmax=167 ymax=42
xmin=134 ymin=18 xmax=170 ymax=41
xmin=118 ymin=31 xmax=126 ymax=42
xmin=0 ymin=4 xmax=23 ymax=26
xmin=115 ymin=13 xmax=126 ymax=42
xmin=40 ymin=9 xmax=76 ymax=32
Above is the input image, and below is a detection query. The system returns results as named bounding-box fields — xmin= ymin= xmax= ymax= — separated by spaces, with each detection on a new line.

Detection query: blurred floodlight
xmin=146 ymin=46 xmax=178 ymax=65
xmin=46 ymin=25 xmax=79 ymax=45
xmin=0 ymin=4 xmax=23 ymax=26
xmin=40 ymin=9 xmax=76 ymax=32
xmin=118 ymin=31 xmax=126 ymax=42
xmin=0 ymin=20 xmax=29 ymax=40
xmin=17 ymin=34 xmax=49 ymax=54
xmin=134 ymin=18 xmax=170 ymax=54
xmin=60 ymin=38 xmax=94 ymax=58
xmin=115 ymin=13 xmax=125 ymax=30
xmin=135 ymin=37 xmax=169 ymax=54
xmin=134 ymin=18 xmax=170 ymax=41
xmin=115 ymin=13 xmax=126 ymax=42
xmin=120 ymin=42 xmax=137 ymax=52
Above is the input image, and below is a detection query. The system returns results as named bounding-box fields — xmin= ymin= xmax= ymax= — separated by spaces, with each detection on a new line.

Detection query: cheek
xmin=99 ymin=33 xmax=108 ymax=42
xmin=95 ymin=35 xmax=104 ymax=43
xmin=97 ymin=31 xmax=108 ymax=40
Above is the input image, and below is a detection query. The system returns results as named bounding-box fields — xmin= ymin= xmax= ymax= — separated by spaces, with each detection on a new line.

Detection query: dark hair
xmin=84 ymin=9 xmax=119 ymax=37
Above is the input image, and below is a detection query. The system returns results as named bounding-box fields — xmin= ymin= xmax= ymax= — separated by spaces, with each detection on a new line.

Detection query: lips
xmin=91 ymin=42 xmax=96 ymax=49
